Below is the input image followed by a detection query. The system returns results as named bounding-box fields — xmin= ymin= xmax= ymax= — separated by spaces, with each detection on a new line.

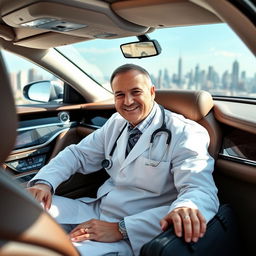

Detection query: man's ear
xmin=151 ymin=85 xmax=156 ymax=99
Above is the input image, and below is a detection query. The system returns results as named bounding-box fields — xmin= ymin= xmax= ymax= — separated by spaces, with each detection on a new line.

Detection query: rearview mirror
xmin=120 ymin=40 xmax=161 ymax=58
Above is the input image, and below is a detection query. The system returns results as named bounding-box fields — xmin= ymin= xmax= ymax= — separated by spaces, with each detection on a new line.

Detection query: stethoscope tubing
xmin=101 ymin=105 xmax=172 ymax=170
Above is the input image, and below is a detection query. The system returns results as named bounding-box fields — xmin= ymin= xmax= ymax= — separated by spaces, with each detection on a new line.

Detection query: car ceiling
xmin=0 ymin=0 xmax=223 ymax=49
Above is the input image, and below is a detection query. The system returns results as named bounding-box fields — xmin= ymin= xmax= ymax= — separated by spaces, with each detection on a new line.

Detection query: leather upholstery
xmin=0 ymin=52 xmax=79 ymax=256
xmin=0 ymin=53 xmax=17 ymax=164
xmin=155 ymin=90 xmax=213 ymax=121
xmin=155 ymin=90 xmax=222 ymax=159
xmin=0 ymin=171 xmax=80 ymax=256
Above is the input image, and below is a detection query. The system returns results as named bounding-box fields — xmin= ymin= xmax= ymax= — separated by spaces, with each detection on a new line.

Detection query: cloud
xmin=78 ymin=47 xmax=118 ymax=54
xmin=212 ymin=50 xmax=242 ymax=58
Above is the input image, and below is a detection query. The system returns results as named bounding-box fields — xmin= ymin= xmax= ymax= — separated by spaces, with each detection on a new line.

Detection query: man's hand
xmin=69 ymin=219 xmax=123 ymax=243
xmin=160 ymin=207 xmax=206 ymax=243
xmin=26 ymin=184 xmax=52 ymax=210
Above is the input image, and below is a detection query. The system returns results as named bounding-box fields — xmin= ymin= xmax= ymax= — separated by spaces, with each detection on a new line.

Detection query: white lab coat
xmin=30 ymin=103 xmax=219 ymax=256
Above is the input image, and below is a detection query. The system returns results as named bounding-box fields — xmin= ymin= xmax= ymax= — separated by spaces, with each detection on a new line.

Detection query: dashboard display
xmin=15 ymin=130 xmax=40 ymax=149
xmin=14 ymin=122 xmax=74 ymax=150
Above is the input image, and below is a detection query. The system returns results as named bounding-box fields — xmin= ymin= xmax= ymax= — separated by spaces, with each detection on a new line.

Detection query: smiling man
xmin=27 ymin=64 xmax=219 ymax=256
xmin=111 ymin=65 xmax=155 ymax=127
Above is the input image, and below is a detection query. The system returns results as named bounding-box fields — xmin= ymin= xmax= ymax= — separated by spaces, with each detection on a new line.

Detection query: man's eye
xmin=115 ymin=94 xmax=124 ymax=98
xmin=132 ymin=90 xmax=142 ymax=95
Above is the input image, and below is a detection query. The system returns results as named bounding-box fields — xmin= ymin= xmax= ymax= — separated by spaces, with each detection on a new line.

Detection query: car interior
xmin=0 ymin=0 xmax=255 ymax=255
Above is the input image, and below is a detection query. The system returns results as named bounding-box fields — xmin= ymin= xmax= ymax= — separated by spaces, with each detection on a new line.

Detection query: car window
xmin=1 ymin=50 xmax=64 ymax=105
xmin=57 ymin=23 xmax=256 ymax=99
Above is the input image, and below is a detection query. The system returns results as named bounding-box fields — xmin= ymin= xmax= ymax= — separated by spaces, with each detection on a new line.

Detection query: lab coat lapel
xmin=115 ymin=123 xmax=129 ymax=166
xmin=120 ymin=105 xmax=163 ymax=170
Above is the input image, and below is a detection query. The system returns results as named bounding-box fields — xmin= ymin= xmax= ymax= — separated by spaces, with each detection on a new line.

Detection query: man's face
xmin=112 ymin=70 xmax=155 ymax=126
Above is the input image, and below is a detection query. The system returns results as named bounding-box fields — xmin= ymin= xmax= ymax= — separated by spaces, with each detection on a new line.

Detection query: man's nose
xmin=124 ymin=94 xmax=134 ymax=105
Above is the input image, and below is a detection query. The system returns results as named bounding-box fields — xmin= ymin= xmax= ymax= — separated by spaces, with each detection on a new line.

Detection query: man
xmin=27 ymin=64 xmax=219 ymax=256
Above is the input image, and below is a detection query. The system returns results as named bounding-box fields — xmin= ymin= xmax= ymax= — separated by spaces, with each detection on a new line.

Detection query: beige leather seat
xmin=0 ymin=53 xmax=79 ymax=256
xmin=155 ymin=90 xmax=222 ymax=159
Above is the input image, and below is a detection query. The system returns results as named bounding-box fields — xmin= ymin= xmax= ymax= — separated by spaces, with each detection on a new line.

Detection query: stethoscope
xmin=101 ymin=106 xmax=172 ymax=169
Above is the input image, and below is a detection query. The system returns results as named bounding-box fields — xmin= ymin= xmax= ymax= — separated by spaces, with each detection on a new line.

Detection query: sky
xmin=2 ymin=23 xmax=256 ymax=82
xmin=57 ymin=23 xmax=256 ymax=83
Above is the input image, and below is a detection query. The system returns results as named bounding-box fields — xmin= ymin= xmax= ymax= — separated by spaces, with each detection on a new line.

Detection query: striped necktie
xmin=125 ymin=127 xmax=142 ymax=157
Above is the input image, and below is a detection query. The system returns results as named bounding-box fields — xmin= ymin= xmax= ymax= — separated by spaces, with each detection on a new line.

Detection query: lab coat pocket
xmin=133 ymin=155 xmax=171 ymax=194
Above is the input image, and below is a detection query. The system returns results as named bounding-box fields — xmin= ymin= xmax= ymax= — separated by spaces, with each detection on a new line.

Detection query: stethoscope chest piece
xmin=101 ymin=158 xmax=113 ymax=170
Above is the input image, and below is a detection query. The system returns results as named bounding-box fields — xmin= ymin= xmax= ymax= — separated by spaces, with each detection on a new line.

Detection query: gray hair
xmin=110 ymin=64 xmax=152 ymax=85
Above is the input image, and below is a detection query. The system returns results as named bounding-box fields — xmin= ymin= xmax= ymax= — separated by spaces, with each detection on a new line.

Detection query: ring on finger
xmin=183 ymin=215 xmax=190 ymax=220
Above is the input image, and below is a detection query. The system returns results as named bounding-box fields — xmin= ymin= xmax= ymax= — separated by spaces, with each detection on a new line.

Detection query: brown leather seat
xmin=0 ymin=53 xmax=79 ymax=256
xmin=155 ymin=90 xmax=222 ymax=159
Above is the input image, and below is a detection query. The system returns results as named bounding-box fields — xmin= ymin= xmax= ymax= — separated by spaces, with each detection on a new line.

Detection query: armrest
xmin=140 ymin=204 xmax=241 ymax=256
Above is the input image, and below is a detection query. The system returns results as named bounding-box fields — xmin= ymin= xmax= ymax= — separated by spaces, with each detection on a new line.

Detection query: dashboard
xmin=5 ymin=113 xmax=77 ymax=183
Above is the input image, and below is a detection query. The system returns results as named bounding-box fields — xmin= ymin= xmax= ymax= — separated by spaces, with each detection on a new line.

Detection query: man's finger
xmin=70 ymin=223 xmax=91 ymax=235
xmin=181 ymin=214 xmax=192 ymax=243
xmin=190 ymin=212 xmax=200 ymax=242
xmin=71 ymin=232 xmax=91 ymax=242
xmin=171 ymin=213 xmax=182 ymax=238
xmin=70 ymin=228 xmax=86 ymax=238
xmin=70 ymin=226 xmax=83 ymax=236
xmin=44 ymin=194 xmax=52 ymax=210
xmin=160 ymin=219 xmax=169 ymax=231
xmin=197 ymin=211 xmax=207 ymax=237
xmin=34 ymin=191 xmax=51 ymax=210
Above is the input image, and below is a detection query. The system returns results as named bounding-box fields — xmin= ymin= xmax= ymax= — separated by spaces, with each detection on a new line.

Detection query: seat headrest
xmin=0 ymin=52 xmax=18 ymax=164
xmin=155 ymin=90 xmax=214 ymax=121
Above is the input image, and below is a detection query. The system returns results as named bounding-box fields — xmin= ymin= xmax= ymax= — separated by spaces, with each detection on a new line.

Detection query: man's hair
xmin=110 ymin=64 xmax=151 ymax=85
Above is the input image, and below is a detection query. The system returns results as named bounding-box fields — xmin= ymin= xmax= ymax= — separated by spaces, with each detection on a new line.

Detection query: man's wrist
xmin=118 ymin=219 xmax=129 ymax=240
xmin=32 ymin=179 xmax=53 ymax=194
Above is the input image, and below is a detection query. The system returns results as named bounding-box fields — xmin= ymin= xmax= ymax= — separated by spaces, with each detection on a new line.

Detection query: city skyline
xmin=8 ymin=56 xmax=256 ymax=103
xmin=147 ymin=57 xmax=256 ymax=97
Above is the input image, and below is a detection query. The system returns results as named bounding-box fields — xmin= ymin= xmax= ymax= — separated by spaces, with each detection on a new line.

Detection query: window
xmin=1 ymin=50 xmax=63 ymax=105
xmin=57 ymin=23 xmax=256 ymax=99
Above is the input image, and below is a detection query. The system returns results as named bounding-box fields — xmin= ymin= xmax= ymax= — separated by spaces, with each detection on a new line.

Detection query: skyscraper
xmin=157 ymin=69 xmax=163 ymax=88
xmin=177 ymin=56 xmax=183 ymax=88
xmin=17 ymin=70 xmax=28 ymax=91
xmin=163 ymin=68 xmax=171 ymax=88
xmin=194 ymin=64 xmax=200 ymax=90
xmin=221 ymin=70 xmax=230 ymax=90
xmin=231 ymin=60 xmax=239 ymax=92
xmin=207 ymin=65 xmax=214 ymax=89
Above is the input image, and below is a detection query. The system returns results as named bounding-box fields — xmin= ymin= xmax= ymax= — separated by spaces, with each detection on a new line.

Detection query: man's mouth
xmin=123 ymin=106 xmax=139 ymax=112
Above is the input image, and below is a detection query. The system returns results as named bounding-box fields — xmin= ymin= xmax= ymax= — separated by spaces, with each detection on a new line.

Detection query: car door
xmin=1 ymin=50 xmax=113 ymax=199
xmin=213 ymin=97 xmax=256 ymax=255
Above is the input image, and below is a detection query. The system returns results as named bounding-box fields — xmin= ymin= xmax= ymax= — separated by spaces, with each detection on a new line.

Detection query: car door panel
xmin=213 ymin=99 xmax=256 ymax=255
xmin=214 ymin=100 xmax=256 ymax=134
xmin=214 ymin=160 xmax=256 ymax=255
xmin=4 ymin=103 xmax=116 ymax=194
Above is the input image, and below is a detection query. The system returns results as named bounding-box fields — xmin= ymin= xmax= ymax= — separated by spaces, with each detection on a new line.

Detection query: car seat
xmin=0 ymin=52 xmax=79 ymax=256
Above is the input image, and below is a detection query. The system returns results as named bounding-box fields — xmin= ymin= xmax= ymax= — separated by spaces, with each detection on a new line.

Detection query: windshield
xmin=57 ymin=23 xmax=256 ymax=98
